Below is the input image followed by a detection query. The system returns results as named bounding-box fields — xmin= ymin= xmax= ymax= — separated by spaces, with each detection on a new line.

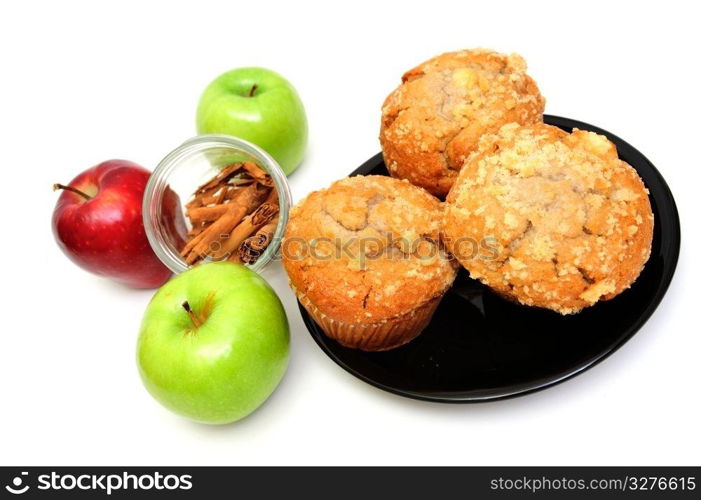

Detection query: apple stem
xmin=53 ymin=183 xmax=92 ymax=200
xmin=182 ymin=301 xmax=203 ymax=328
xmin=248 ymin=84 xmax=258 ymax=97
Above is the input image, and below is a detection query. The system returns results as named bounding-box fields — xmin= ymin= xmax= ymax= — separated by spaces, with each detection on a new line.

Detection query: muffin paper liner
xmin=296 ymin=290 xmax=444 ymax=351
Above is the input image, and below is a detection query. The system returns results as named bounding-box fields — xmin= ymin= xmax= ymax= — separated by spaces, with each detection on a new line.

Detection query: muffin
xmin=442 ymin=122 xmax=654 ymax=315
xmin=282 ymin=175 xmax=457 ymax=351
xmin=380 ymin=48 xmax=545 ymax=198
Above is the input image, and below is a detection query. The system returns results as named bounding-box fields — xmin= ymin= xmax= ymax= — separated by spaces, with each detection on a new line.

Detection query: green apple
xmin=136 ymin=261 xmax=289 ymax=424
xmin=196 ymin=67 xmax=308 ymax=175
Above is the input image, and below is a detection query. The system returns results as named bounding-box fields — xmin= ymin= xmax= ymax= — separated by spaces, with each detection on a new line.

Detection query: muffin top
xmin=442 ymin=123 xmax=654 ymax=314
xmin=380 ymin=48 xmax=545 ymax=197
xmin=283 ymin=175 xmax=457 ymax=323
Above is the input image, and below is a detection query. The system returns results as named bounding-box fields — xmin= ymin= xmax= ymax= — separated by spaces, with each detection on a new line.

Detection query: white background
xmin=1 ymin=0 xmax=698 ymax=466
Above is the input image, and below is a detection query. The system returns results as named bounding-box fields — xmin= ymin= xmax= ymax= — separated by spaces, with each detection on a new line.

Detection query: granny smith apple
xmin=196 ymin=67 xmax=308 ymax=175
xmin=136 ymin=261 xmax=289 ymax=424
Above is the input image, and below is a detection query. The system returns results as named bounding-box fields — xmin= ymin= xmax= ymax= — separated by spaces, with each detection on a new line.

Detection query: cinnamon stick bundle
xmin=179 ymin=162 xmax=280 ymax=266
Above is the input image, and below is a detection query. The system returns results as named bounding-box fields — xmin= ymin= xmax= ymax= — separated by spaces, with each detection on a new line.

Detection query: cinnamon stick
xmin=239 ymin=245 xmax=261 ymax=265
xmin=227 ymin=177 xmax=255 ymax=187
xmin=211 ymin=202 xmax=279 ymax=260
xmin=197 ymin=184 xmax=223 ymax=201
xmin=240 ymin=216 xmax=279 ymax=264
xmin=264 ymin=187 xmax=279 ymax=206
xmin=240 ymin=162 xmax=273 ymax=187
xmin=213 ymin=186 xmax=228 ymax=204
xmin=198 ymin=185 xmax=249 ymax=206
xmin=187 ymin=223 xmax=208 ymax=238
xmin=187 ymin=204 xmax=232 ymax=224
xmin=251 ymin=216 xmax=279 ymax=250
xmin=194 ymin=164 xmax=241 ymax=193
xmin=199 ymin=193 xmax=222 ymax=206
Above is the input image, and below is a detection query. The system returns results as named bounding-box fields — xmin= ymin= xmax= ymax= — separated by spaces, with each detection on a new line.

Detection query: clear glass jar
xmin=143 ymin=134 xmax=292 ymax=274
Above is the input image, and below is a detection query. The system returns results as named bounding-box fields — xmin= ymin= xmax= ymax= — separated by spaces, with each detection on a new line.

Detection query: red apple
xmin=52 ymin=160 xmax=172 ymax=288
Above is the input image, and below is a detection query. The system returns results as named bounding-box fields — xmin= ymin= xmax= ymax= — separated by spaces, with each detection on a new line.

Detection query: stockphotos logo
xmin=4 ymin=472 xmax=29 ymax=495
xmin=3 ymin=471 xmax=193 ymax=496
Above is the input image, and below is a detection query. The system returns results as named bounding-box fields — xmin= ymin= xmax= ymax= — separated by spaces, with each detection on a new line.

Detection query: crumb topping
xmin=380 ymin=49 xmax=545 ymax=197
xmin=443 ymin=123 xmax=654 ymax=314
xmin=284 ymin=176 xmax=457 ymax=323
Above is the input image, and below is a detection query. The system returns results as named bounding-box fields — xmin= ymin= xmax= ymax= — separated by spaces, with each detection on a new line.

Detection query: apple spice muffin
xmin=380 ymin=48 xmax=545 ymax=198
xmin=282 ymin=175 xmax=457 ymax=351
xmin=442 ymin=123 xmax=653 ymax=315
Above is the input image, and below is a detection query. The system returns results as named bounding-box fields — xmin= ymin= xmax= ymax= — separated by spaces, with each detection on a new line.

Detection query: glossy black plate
xmin=299 ymin=115 xmax=681 ymax=402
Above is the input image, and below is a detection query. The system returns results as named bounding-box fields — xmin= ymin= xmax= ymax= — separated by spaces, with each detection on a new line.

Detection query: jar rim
xmin=143 ymin=134 xmax=292 ymax=275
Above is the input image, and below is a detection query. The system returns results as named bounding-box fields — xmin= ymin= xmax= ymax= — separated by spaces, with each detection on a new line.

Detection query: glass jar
xmin=143 ymin=134 xmax=292 ymax=274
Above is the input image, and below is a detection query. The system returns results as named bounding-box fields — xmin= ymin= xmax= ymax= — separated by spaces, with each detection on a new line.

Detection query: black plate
xmin=299 ymin=115 xmax=681 ymax=402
